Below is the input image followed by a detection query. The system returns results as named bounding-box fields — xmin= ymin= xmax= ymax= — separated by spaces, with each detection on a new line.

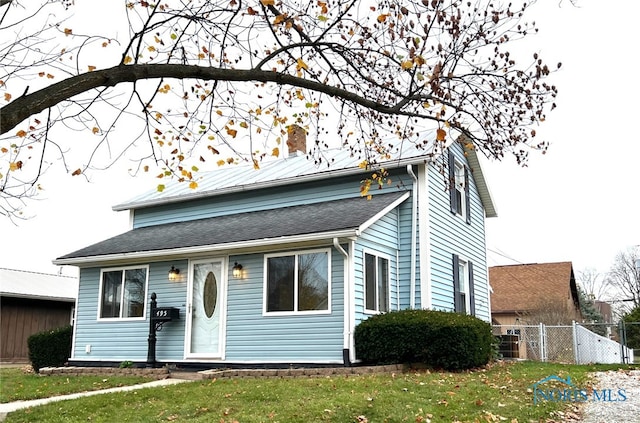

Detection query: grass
xmin=0 ymin=367 xmax=155 ymax=403
xmin=1 ymin=361 xmax=636 ymax=422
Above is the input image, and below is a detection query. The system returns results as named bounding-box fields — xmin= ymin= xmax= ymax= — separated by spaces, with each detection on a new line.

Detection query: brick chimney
xmin=286 ymin=124 xmax=307 ymax=156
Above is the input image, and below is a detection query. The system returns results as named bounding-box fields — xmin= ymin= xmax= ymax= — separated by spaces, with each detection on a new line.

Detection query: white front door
xmin=186 ymin=259 xmax=226 ymax=358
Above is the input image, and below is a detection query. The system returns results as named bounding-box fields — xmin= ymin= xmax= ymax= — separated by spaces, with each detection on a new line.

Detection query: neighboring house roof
xmin=114 ymin=142 xmax=497 ymax=217
xmin=0 ymin=268 xmax=78 ymax=302
xmin=489 ymin=261 xmax=580 ymax=314
xmin=55 ymin=191 xmax=410 ymax=265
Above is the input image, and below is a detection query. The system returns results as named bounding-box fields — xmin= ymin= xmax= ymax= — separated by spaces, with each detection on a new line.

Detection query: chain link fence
xmin=493 ymin=322 xmax=636 ymax=364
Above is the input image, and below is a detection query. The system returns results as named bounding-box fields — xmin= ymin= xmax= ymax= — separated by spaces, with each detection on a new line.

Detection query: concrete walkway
xmin=0 ymin=378 xmax=192 ymax=421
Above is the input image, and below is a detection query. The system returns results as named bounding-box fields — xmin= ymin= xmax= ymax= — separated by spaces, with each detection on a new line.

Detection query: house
xmin=0 ymin=268 xmax=77 ymax=362
xmin=53 ymin=132 xmax=497 ymax=368
xmin=490 ymin=261 xmax=583 ymax=328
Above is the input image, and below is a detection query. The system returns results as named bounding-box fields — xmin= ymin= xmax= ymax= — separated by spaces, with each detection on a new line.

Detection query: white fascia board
xmin=358 ymin=191 xmax=411 ymax=233
xmin=52 ymin=229 xmax=358 ymax=267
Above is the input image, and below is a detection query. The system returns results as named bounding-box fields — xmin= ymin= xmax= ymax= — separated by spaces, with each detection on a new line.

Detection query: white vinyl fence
xmin=493 ymin=322 xmax=634 ymax=364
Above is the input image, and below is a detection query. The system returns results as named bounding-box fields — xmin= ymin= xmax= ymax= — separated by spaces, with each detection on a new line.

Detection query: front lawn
xmin=0 ymin=367 xmax=155 ymax=403
xmin=2 ymin=361 xmax=635 ymax=422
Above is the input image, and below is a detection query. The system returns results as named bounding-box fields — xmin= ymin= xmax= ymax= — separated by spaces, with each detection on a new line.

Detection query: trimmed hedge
xmin=354 ymin=309 xmax=493 ymax=370
xmin=27 ymin=325 xmax=73 ymax=373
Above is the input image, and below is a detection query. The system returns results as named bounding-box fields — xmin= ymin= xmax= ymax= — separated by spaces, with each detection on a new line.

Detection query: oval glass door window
xmin=203 ymin=271 xmax=217 ymax=318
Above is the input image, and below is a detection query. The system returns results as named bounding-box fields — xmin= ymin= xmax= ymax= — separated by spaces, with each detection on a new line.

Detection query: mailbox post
xmin=147 ymin=292 xmax=179 ymax=367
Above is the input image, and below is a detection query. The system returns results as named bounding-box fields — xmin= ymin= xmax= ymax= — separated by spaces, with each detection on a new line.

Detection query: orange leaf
xmin=9 ymin=161 xmax=23 ymax=171
xmin=4 ymin=93 xmax=11 ymax=102
xmin=260 ymin=0 xmax=275 ymax=5
xmin=123 ymin=55 xmax=133 ymax=64
xmin=64 ymin=28 xmax=72 ymax=36
xmin=46 ymin=74 xmax=54 ymax=79
xmin=88 ymin=65 xmax=96 ymax=72
xmin=253 ymin=159 xmax=260 ymax=170
xmin=271 ymin=147 xmax=280 ymax=157
xmin=296 ymin=58 xmax=309 ymax=71
xmin=401 ymin=60 xmax=413 ymax=70
xmin=189 ymin=181 xmax=198 ymax=189
xmin=92 ymin=127 xmax=99 ymax=134
xmin=16 ymin=129 xmax=27 ymax=137
xmin=377 ymin=14 xmax=388 ymax=23
xmin=436 ymin=128 xmax=446 ymax=141
xmin=247 ymin=6 xmax=257 ymax=15
xmin=226 ymin=128 xmax=237 ymax=138
xmin=71 ymin=168 xmax=82 ymax=176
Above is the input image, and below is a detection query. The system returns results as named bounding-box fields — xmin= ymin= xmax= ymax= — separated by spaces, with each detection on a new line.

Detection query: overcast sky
xmin=1 ymin=1 xmax=638 ymax=285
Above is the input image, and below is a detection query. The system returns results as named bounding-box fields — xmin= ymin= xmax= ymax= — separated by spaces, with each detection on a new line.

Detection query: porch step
xmin=168 ymin=371 xmax=205 ymax=380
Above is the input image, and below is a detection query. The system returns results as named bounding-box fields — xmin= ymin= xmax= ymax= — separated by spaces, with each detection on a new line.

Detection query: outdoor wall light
xmin=232 ymin=262 xmax=243 ymax=279
xmin=168 ymin=266 xmax=181 ymax=281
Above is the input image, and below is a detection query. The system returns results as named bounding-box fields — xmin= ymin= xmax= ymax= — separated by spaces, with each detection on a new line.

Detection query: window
xmin=265 ymin=250 xmax=330 ymax=314
xmin=364 ymin=252 xmax=389 ymax=313
xmin=452 ymin=254 xmax=475 ymax=315
xmin=448 ymin=150 xmax=471 ymax=224
xmin=98 ymin=267 xmax=148 ymax=319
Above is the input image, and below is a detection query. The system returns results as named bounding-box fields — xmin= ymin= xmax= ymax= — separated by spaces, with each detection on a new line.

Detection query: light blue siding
xmin=427 ymin=144 xmax=491 ymax=321
xmin=72 ymin=262 xmax=188 ymax=362
xmin=353 ymin=208 xmax=401 ymax=326
xmin=133 ymin=177 xmax=362 ymax=228
xmin=224 ymin=250 xmax=344 ymax=362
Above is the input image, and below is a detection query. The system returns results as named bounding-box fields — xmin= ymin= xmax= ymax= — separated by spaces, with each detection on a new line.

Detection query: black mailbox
xmin=152 ymin=307 xmax=179 ymax=322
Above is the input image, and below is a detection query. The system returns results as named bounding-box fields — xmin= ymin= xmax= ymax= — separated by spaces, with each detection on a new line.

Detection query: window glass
xmin=123 ymin=268 xmax=146 ymax=318
xmin=454 ymin=162 xmax=465 ymax=217
xmin=298 ymin=252 xmax=329 ymax=311
xmin=267 ymin=256 xmax=295 ymax=312
xmin=378 ymin=257 xmax=389 ymax=312
xmin=365 ymin=253 xmax=376 ymax=310
xmin=100 ymin=270 xmax=122 ymax=318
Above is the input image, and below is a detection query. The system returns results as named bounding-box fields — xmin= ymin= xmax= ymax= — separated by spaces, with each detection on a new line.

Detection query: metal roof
xmin=113 ymin=142 xmax=496 ymax=217
xmin=55 ymin=191 xmax=409 ymax=266
xmin=0 ymin=268 xmax=78 ymax=302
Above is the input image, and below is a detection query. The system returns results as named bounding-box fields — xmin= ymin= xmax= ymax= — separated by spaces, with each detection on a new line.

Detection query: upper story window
xmin=448 ymin=149 xmax=471 ymax=224
xmin=265 ymin=249 xmax=330 ymax=314
xmin=364 ymin=251 xmax=390 ymax=313
xmin=453 ymin=254 xmax=475 ymax=315
xmin=98 ymin=266 xmax=148 ymax=320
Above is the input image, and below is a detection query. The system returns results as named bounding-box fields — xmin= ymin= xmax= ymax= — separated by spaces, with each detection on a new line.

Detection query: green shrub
xmin=27 ymin=325 xmax=73 ymax=373
xmin=354 ymin=309 xmax=493 ymax=370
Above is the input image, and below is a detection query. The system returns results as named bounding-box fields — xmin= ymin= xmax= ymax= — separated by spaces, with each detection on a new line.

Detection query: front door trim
xmin=184 ymin=257 xmax=227 ymax=359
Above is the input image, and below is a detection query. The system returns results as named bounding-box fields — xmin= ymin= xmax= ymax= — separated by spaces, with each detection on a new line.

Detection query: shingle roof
xmin=0 ymin=268 xmax=77 ymax=302
xmin=55 ymin=191 xmax=408 ymax=264
xmin=489 ymin=262 xmax=578 ymax=313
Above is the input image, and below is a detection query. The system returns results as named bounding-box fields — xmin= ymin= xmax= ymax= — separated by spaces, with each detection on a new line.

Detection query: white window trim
xmin=457 ymin=256 xmax=472 ymax=314
xmin=263 ymin=248 xmax=332 ymax=316
xmin=363 ymin=249 xmax=391 ymax=314
xmin=454 ymin=159 xmax=466 ymax=220
xmin=97 ymin=265 xmax=149 ymax=321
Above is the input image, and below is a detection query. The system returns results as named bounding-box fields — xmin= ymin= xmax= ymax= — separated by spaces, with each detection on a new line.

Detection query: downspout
xmin=407 ymin=165 xmax=418 ymax=309
xmin=334 ymin=237 xmax=351 ymax=366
